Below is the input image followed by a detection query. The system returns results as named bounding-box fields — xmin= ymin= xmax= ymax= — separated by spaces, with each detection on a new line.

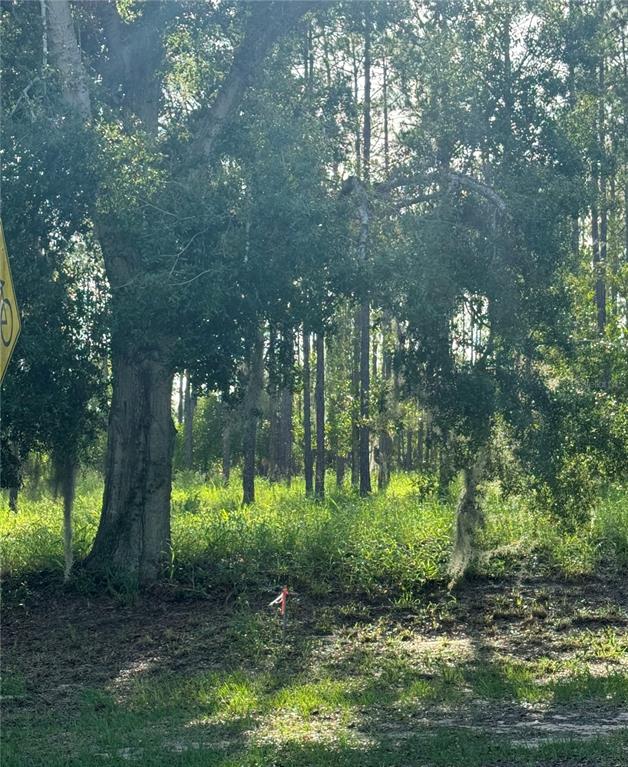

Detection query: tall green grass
xmin=1 ymin=472 xmax=626 ymax=596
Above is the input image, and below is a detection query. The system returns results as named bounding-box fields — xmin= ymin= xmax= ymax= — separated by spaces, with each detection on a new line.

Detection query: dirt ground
xmin=2 ymin=572 xmax=627 ymax=765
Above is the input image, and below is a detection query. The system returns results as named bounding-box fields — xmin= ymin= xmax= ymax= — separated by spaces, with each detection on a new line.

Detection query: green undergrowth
xmin=1 ymin=473 xmax=626 ymax=597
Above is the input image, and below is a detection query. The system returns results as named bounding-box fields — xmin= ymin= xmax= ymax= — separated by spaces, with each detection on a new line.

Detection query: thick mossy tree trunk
xmin=448 ymin=446 xmax=488 ymax=589
xmin=87 ymin=347 xmax=175 ymax=584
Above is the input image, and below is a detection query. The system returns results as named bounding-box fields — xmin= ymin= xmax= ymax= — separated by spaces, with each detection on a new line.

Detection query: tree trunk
xmin=8 ymin=486 xmax=18 ymax=513
xmin=336 ymin=455 xmax=345 ymax=487
xmin=303 ymin=329 xmax=313 ymax=495
xmin=267 ymin=325 xmax=279 ymax=481
xmin=279 ymin=383 xmax=293 ymax=483
xmin=351 ymin=312 xmax=360 ymax=488
xmin=315 ymin=331 xmax=325 ymax=500
xmin=183 ymin=372 xmax=195 ymax=470
xmin=377 ymin=431 xmax=393 ymax=490
xmin=242 ymin=331 xmax=264 ymax=505
xmin=47 ymin=0 xmax=311 ymax=583
xmin=177 ymin=374 xmax=184 ymax=425
xmin=417 ymin=416 xmax=425 ymax=469
xmin=359 ymin=6 xmax=372 ymax=497
xmin=359 ymin=302 xmax=371 ymax=495
xmin=86 ymin=348 xmax=175 ymax=585
xmin=405 ymin=428 xmax=414 ymax=470
xmin=221 ymin=407 xmax=232 ymax=484
xmin=61 ymin=455 xmax=77 ymax=582
xmin=449 ymin=446 xmax=488 ymax=588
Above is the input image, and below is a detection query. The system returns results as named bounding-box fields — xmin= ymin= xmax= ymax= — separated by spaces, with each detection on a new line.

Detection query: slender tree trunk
xmin=183 ymin=372 xmax=195 ymax=470
xmin=425 ymin=412 xmax=433 ymax=470
xmin=60 ymin=455 xmax=77 ymax=582
xmin=336 ymin=455 xmax=345 ymax=487
xmin=351 ymin=313 xmax=360 ymax=488
xmin=177 ymin=374 xmax=184 ymax=425
xmin=592 ymin=56 xmax=607 ymax=339
xmin=405 ymin=429 xmax=414 ymax=470
xmin=359 ymin=302 xmax=371 ymax=495
xmin=302 ymin=328 xmax=313 ymax=495
xmin=377 ymin=431 xmax=393 ymax=490
xmin=268 ymin=396 xmax=279 ymax=480
xmin=221 ymin=405 xmax=232 ymax=484
xmin=438 ymin=432 xmax=456 ymax=498
xmin=417 ymin=416 xmax=425 ymax=469
xmin=383 ymin=54 xmax=389 ymax=177
xmin=359 ymin=7 xmax=372 ymax=497
xmin=267 ymin=325 xmax=279 ymax=481
xmin=86 ymin=347 xmax=176 ymax=584
xmin=8 ymin=487 xmax=18 ymax=513
xmin=315 ymin=331 xmax=325 ymax=500
xmin=567 ymin=27 xmax=580 ymax=260
xmin=592 ymin=183 xmax=606 ymax=335
xmin=279 ymin=383 xmax=293 ymax=483
xmin=242 ymin=331 xmax=264 ymax=505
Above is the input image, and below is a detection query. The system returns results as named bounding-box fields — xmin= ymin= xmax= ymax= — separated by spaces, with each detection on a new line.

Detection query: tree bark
xmin=336 ymin=455 xmax=345 ymax=487
xmin=242 ymin=331 xmax=264 ymax=505
xmin=417 ymin=416 xmax=425 ymax=469
xmin=279 ymin=383 xmax=293 ymax=482
xmin=315 ymin=331 xmax=325 ymax=500
xmin=183 ymin=372 xmax=195 ymax=470
xmin=177 ymin=374 xmax=184 ymax=426
xmin=358 ymin=302 xmax=371 ymax=495
xmin=303 ymin=329 xmax=313 ymax=495
xmin=351 ymin=312 xmax=360 ymax=488
xmin=449 ymin=446 xmax=488 ymax=588
xmin=358 ymin=7 xmax=372 ymax=497
xmin=61 ymin=455 xmax=77 ymax=582
xmin=46 ymin=0 xmax=91 ymax=119
xmin=222 ymin=417 xmax=231 ymax=484
xmin=8 ymin=487 xmax=18 ymax=514
xmin=86 ymin=348 xmax=175 ymax=584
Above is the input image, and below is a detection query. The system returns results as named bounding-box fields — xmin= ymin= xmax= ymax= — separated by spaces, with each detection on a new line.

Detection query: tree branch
xmin=46 ymin=0 xmax=91 ymax=119
xmin=189 ymin=1 xmax=320 ymax=163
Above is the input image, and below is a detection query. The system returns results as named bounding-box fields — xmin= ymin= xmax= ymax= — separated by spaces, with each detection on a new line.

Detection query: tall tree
xmin=44 ymin=0 xmax=315 ymax=582
xmin=314 ymin=330 xmax=325 ymax=499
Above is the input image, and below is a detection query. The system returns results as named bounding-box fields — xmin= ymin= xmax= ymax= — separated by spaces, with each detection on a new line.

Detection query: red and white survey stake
xmin=269 ymin=586 xmax=289 ymax=616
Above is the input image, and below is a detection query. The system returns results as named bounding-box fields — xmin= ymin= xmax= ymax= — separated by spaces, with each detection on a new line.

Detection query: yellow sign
xmin=0 ymin=221 xmax=21 ymax=384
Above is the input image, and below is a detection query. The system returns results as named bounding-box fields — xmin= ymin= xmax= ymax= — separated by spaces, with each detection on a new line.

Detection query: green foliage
xmin=2 ymin=474 xmax=627 ymax=594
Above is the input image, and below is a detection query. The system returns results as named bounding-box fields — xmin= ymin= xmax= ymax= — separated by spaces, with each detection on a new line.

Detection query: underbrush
xmin=1 ymin=473 xmax=626 ymax=598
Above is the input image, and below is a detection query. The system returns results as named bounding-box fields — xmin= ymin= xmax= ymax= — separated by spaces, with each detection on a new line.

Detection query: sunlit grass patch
xmin=122 ymin=670 xmax=266 ymax=722
xmin=270 ymin=678 xmax=352 ymax=717
xmin=552 ymin=670 xmax=628 ymax=705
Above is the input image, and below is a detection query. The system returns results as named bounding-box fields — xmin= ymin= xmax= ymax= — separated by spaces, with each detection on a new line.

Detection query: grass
xmin=1 ymin=472 xmax=626 ymax=597
xmin=2 ymin=473 xmax=627 ymax=766
xmin=3 ymin=601 xmax=628 ymax=766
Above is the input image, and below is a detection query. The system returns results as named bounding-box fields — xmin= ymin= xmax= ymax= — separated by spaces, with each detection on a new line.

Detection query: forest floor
xmin=2 ymin=570 xmax=627 ymax=766
xmin=2 ymin=475 xmax=627 ymax=766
